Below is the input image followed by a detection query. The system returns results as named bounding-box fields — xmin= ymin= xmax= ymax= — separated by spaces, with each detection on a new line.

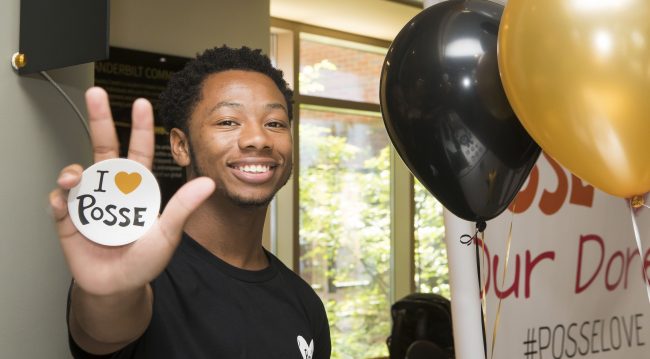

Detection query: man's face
xmin=185 ymin=70 xmax=292 ymax=208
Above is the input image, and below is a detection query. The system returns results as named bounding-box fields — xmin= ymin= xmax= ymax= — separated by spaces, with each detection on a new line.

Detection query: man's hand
xmin=49 ymin=87 xmax=213 ymax=352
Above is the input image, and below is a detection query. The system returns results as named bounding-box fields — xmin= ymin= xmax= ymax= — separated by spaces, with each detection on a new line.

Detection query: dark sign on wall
xmin=19 ymin=0 xmax=109 ymax=74
xmin=94 ymin=47 xmax=190 ymax=208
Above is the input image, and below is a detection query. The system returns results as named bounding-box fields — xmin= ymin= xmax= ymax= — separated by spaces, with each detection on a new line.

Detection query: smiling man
xmin=50 ymin=46 xmax=331 ymax=359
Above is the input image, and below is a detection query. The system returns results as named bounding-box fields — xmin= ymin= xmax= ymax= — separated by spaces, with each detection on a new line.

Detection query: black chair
xmin=406 ymin=340 xmax=448 ymax=359
xmin=387 ymin=293 xmax=454 ymax=359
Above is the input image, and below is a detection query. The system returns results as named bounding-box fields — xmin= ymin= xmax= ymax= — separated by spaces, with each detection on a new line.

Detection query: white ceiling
xmin=270 ymin=0 xmax=423 ymax=41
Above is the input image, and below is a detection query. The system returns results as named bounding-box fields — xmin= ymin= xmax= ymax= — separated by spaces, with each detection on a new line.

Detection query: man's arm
xmin=68 ymin=283 xmax=152 ymax=355
xmin=50 ymin=88 xmax=214 ymax=355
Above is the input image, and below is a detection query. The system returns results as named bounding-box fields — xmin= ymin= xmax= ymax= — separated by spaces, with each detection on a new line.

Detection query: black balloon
xmin=380 ymin=0 xmax=540 ymax=222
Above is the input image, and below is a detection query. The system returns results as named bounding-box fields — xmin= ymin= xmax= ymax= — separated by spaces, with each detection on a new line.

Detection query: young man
xmin=49 ymin=46 xmax=331 ymax=358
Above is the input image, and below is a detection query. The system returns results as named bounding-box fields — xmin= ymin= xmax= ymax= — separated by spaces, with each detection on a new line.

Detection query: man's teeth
xmin=239 ymin=165 xmax=270 ymax=173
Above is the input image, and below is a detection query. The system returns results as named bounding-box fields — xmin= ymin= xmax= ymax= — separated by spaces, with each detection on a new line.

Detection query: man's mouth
xmin=236 ymin=164 xmax=271 ymax=173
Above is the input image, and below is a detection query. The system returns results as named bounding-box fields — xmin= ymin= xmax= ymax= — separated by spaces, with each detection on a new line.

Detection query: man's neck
xmin=183 ymin=193 xmax=269 ymax=270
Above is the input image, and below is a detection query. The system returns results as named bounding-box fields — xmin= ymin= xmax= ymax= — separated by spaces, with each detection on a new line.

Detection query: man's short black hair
xmin=158 ymin=45 xmax=293 ymax=133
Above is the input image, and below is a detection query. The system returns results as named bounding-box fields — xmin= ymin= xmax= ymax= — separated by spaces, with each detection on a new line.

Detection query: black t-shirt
xmin=69 ymin=233 xmax=331 ymax=358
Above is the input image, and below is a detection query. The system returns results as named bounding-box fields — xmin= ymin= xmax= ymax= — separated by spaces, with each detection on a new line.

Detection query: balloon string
xmin=465 ymin=228 xmax=488 ymax=358
xmin=464 ymin=227 xmax=489 ymax=357
xmin=480 ymin=231 xmax=488 ymax=358
xmin=460 ymin=228 xmax=479 ymax=245
xmin=629 ymin=203 xmax=650 ymax=303
xmin=490 ymin=207 xmax=515 ymax=358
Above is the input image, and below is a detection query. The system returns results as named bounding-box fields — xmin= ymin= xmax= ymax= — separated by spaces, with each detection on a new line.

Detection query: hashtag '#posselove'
xmin=524 ymin=328 xmax=538 ymax=359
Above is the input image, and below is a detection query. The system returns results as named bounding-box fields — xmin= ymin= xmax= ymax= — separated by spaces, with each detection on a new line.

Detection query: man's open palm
xmin=49 ymin=87 xmax=214 ymax=296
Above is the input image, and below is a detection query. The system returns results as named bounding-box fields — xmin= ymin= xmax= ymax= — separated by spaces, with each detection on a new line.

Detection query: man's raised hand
xmin=49 ymin=87 xmax=214 ymax=296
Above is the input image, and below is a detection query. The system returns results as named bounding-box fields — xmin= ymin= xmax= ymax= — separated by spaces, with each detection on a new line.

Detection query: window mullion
xmin=390 ymin=146 xmax=414 ymax=303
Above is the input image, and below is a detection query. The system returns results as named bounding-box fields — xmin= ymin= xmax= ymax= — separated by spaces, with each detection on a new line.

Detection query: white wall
xmin=0 ymin=1 xmax=269 ymax=357
xmin=0 ymin=0 xmax=93 ymax=357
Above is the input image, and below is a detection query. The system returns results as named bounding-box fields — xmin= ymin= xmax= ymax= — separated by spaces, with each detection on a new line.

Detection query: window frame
xmin=270 ymin=17 xmax=415 ymax=304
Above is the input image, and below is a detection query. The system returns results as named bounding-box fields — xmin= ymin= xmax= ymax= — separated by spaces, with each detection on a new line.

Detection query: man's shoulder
xmin=268 ymin=252 xmax=322 ymax=300
xmin=268 ymin=251 xmax=304 ymax=283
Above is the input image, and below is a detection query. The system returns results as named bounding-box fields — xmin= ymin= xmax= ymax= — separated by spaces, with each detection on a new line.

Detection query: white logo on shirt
xmin=297 ymin=335 xmax=314 ymax=359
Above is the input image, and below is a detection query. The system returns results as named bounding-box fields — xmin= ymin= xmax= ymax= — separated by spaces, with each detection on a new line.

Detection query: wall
xmin=0 ymin=0 xmax=269 ymax=357
xmin=0 ymin=0 xmax=93 ymax=357
xmin=111 ymin=0 xmax=270 ymax=57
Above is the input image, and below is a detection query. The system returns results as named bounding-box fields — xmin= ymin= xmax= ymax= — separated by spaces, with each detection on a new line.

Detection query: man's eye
xmin=217 ymin=120 xmax=237 ymax=126
xmin=267 ymin=121 xmax=288 ymax=128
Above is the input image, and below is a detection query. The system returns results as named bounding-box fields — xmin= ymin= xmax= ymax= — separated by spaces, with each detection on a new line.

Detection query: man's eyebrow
xmin=207 ymin=101 xmax=243 ymax=114
xmin=207 ymin=102 xmax=287 ymax=114
xmin=266 ymin=102 xmax=287 ymax=114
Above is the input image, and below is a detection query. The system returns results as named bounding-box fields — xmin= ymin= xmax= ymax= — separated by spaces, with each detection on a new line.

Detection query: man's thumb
xmin=157 ymin=177 xmax=215 ymax=238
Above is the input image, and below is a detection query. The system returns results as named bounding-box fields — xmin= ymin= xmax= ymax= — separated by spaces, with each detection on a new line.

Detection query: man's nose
xmin=238 ymin=122 xmax=272 ymax=150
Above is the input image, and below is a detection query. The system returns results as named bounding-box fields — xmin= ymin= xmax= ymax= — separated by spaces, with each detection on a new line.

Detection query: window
xmin=271 ymin=19 xmax=448 ymax=359
xmin=299 ymin=33 xmax=384 ymax=104
xmin=299 ymin=105 xmax=390 ymax=359
xmin=414 ymin=180 xmax=449 ymax=297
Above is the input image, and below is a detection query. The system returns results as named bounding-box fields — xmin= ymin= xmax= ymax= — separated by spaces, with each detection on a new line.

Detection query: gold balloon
xmin=498 ymin=0 xmax=650 ymax=198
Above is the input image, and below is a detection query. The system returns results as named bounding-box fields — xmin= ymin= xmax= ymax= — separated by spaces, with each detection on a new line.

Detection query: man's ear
xmin=170 ymin=128 xmax=190 ymax=167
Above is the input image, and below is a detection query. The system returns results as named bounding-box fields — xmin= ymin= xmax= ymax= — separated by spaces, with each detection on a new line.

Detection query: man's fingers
xmin=87 ymin=88 xmax=156 ymax=169
xmin=49 ymin=188 xmax=79 ymax=239
xmin=128 ymin=98 xmax=155 ymax=169
xmin=56 ymin=164 xmax=83 ymax=190
xmin=51 ymin=164 xmax=84 ymax=238
xmin=157 ymin=177 xmax=215 ymax=241
xmin=86 ymin=87 xmax=120 ymax=163
xmin=49 ymin=188 xmax=68 ymax=222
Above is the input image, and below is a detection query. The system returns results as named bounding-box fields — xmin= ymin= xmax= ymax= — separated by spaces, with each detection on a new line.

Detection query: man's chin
xmin=223 ymin=190 xmax=274 ymax=209
xmin=232 ymin=197 xmax=272 ymax=209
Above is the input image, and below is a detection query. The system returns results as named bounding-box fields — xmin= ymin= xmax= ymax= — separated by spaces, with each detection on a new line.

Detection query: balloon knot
xmin=631 ymin=195 xmax=645 ymax=209
xmin=476 ymin=221 xmax=487 ymax=232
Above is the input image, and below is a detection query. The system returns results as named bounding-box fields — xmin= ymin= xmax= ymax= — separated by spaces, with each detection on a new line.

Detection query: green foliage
xmin=414 ymin=180 xmax=450 ymax=298
xmin=299 ymin=123 xmax=448 ymax=359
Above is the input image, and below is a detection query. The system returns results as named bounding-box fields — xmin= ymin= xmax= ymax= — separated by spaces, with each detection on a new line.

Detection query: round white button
xmin=67 ymin=158 xmax=161 ymax=246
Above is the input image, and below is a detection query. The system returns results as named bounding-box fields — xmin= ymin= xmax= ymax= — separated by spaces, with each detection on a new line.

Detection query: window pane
xmin=298 ymin=105 xmax=391 ymax=359
xmin=299 ymin=33 xmax=386 ymax=104
xmin=414 ymin=179 xmax=450 ymax=297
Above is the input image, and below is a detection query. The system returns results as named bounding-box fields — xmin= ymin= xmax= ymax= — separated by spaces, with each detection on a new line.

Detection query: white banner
xmin=447 ymin=154 xmax=650 ymax=359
